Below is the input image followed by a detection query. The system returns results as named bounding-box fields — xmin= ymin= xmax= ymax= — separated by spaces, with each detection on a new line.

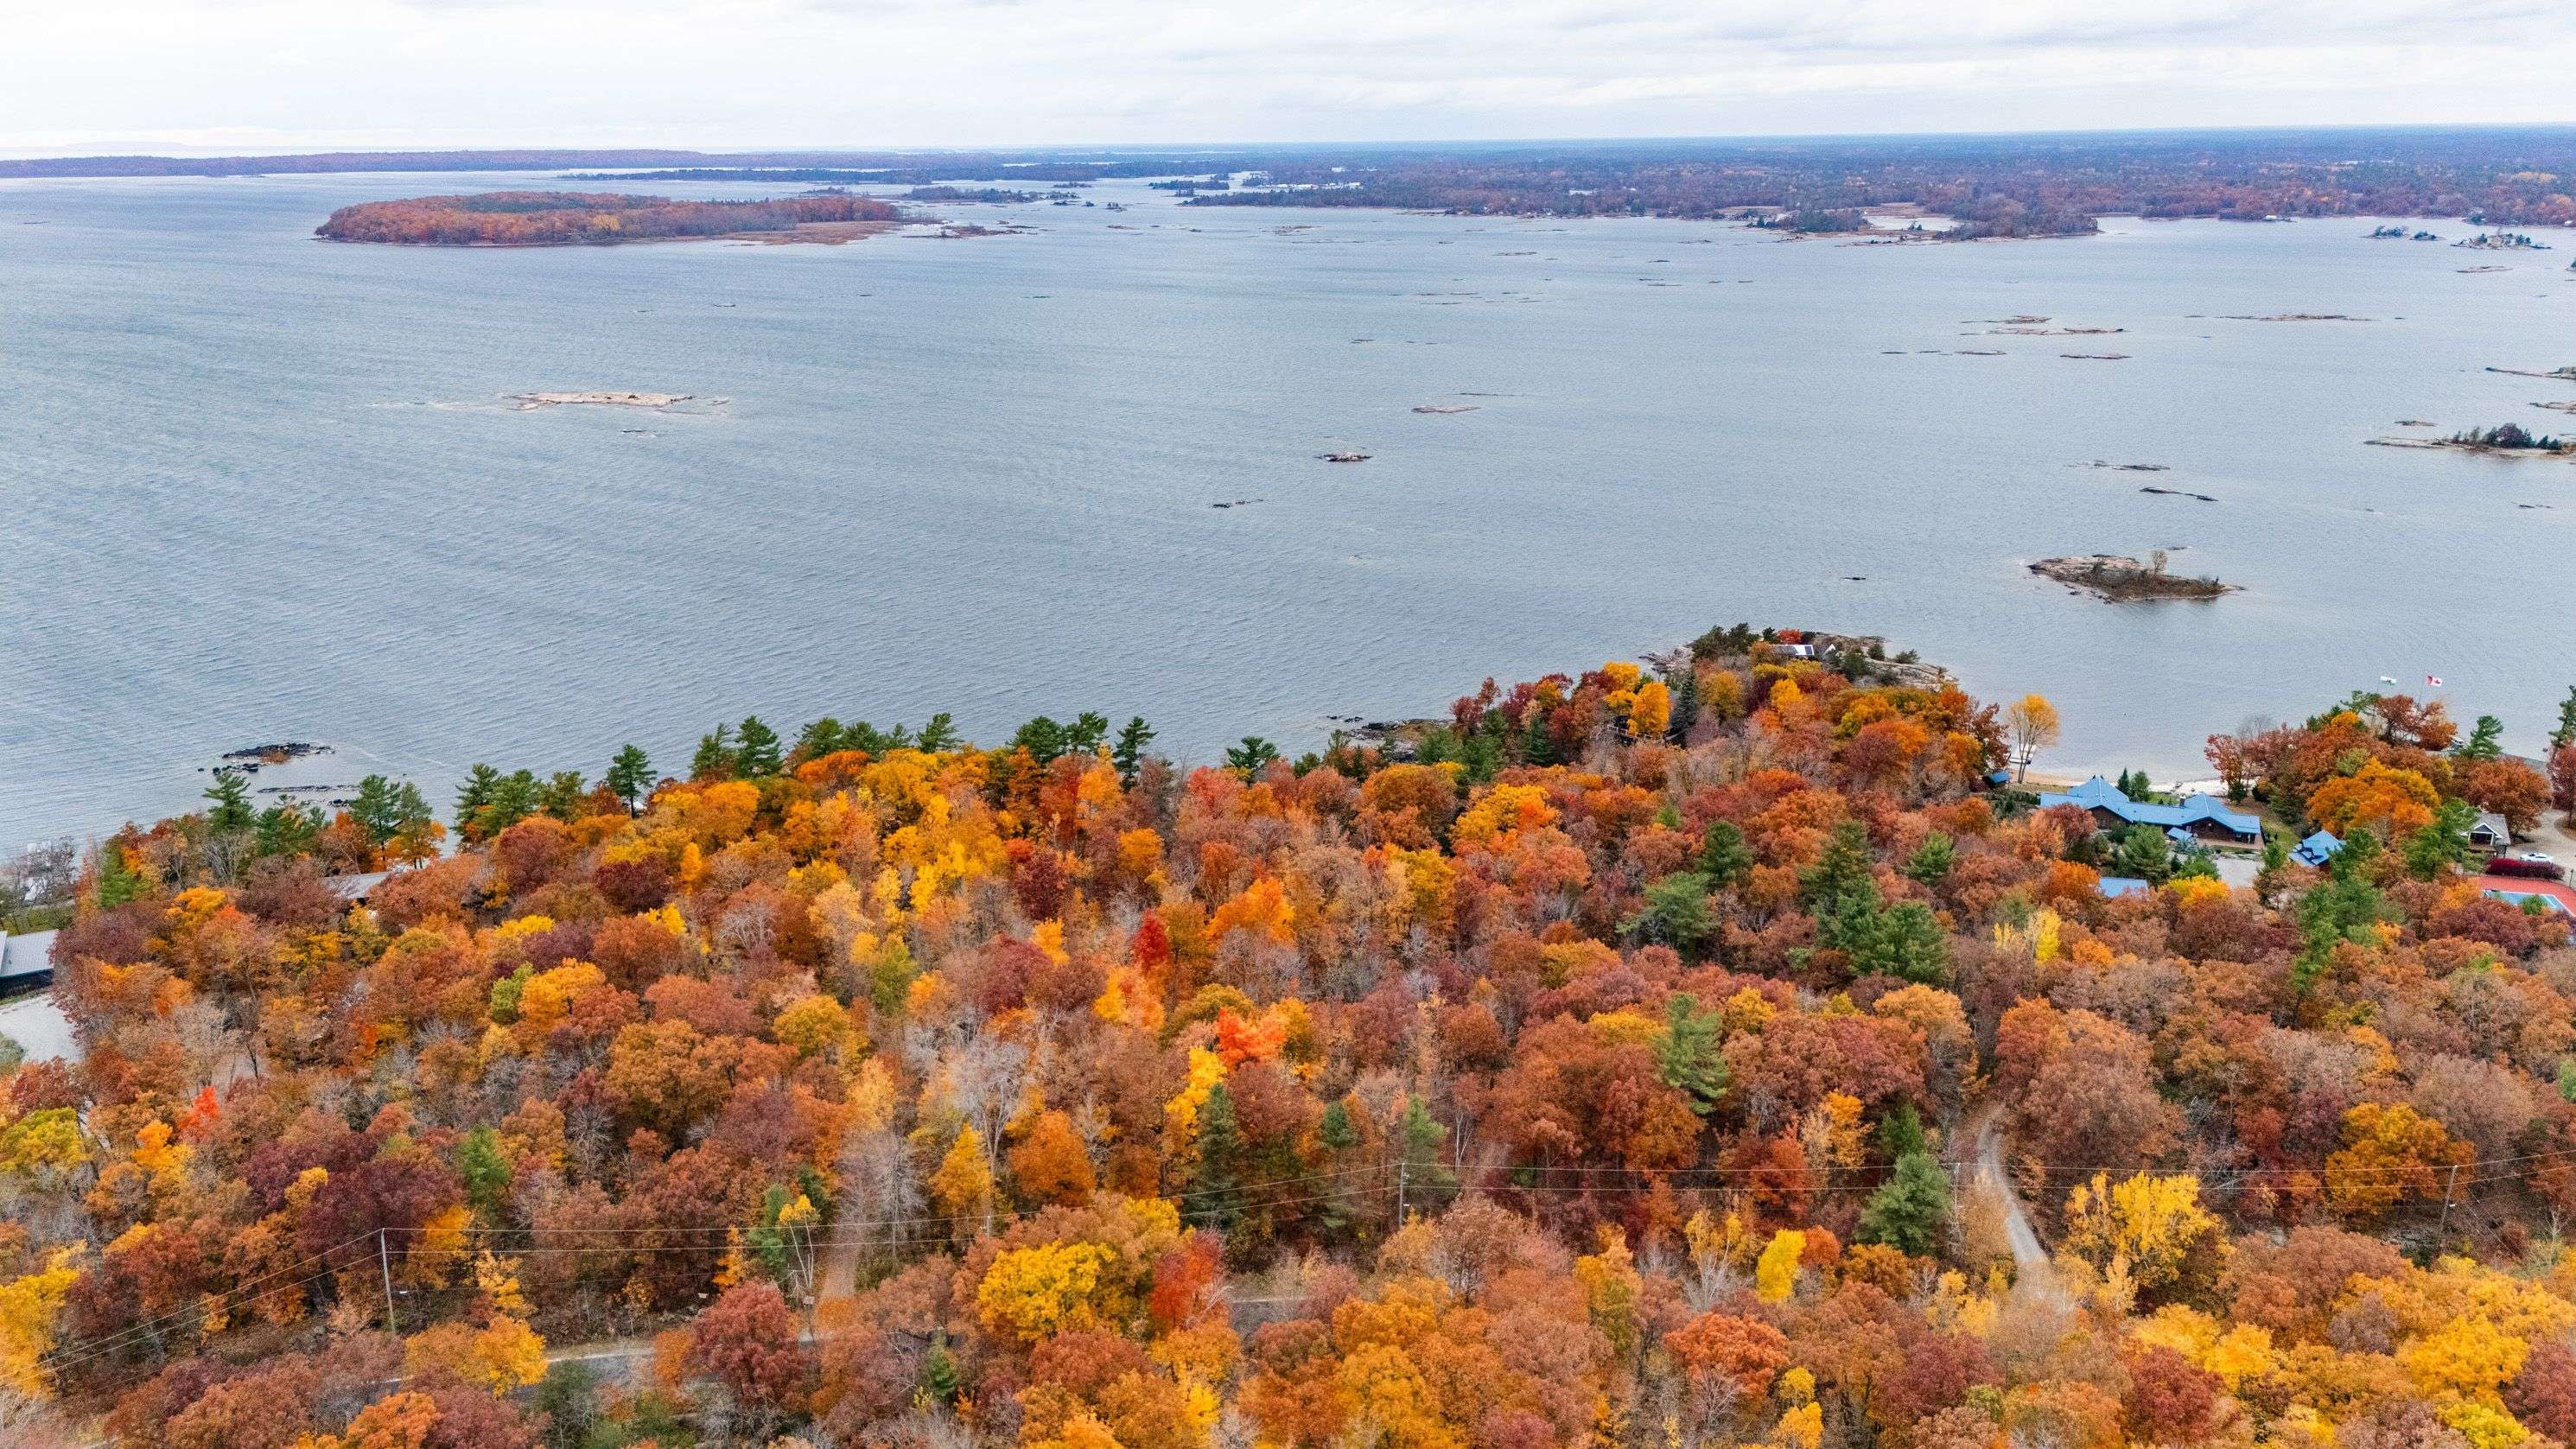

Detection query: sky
xmin=4 ymin=0 xmax=2575 ymax=155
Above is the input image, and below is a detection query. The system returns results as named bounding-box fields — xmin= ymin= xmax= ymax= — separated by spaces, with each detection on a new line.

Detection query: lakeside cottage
xmin=2037 ymin=775 xmax=2264 ymax=846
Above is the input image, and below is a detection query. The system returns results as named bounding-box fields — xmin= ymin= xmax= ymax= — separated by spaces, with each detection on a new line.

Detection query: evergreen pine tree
xmin=96 ymin=840 xmax=147 ymax=907
xmin=2403 ymin=798 xmax=2477 ymax=879
xmin=1699 ymin=820 xmax=1754 ymax=887
xmin=254 ymin=804 xmax=321 ymax=858
xmin=1622 ymin=872 xmax=1715 ymax=957
xmin=1800 ymin=821 xmax=1878 ymax=914
xmin=453 ymin=763 xmax=503 ymax=830
xmin=1877 ymin=1103 xmax=1928 ymax=1159
xmin=203 ymin=772 xmax=254 ymax=833
xmin=1902 ymin=831 xmax=1955 ymax=886
xmin=605 ymin=745 xmax=654 ymax=812
xmin=690 ymin=725 xmax=734 ymax=780
xmin=476 ymin=770 xmax=540 ymax=839
xmin=916 ymin=713 xmax=962 ymax=753
xmin=1396 ymin=1097 xmax=1455 ymax=1214
xmin=1186 ymin=1083 xmax=1244 ymax=1230
xmin=539 ymin=771 xmax=588 ymax=821
xmin=1319 ymin=1098 xmax=1360 ymax=1152
xmin=1519 ymin=715 xmax=1557 ymax=767
xmin=2112 ymin=823 xmax=2173 ymax=883
xmin=734 ymin=715 xmax=784 ymax=777
xmin=1655 ymin=994 xmax=1730 ymax=1114
xmin=2455 ymin=715 xmax=2505 ymax=761
xmin=1852 ymin=902 xmax=1949 ymax=984
xmin=1226 ymin=736 xmax=1281 ymax=774
xmin=351 ymin=774 xmax=404 ymax=844
xmin=2294 ymin=828 xmax=2389 ymax=993
xmin=1857 ymin=1152 xmax=1950 ymax=1256
xmin=1665 ymin=664 xmax=1700 ymax=740
xmin=458 ymin=1127 xmax=511 ymax=1218
xmin=1113 ymin=716 xmax=1155 ymax=784
xmin=2255 ymin=831 xmax=2293 ymax=906
xmin=791 ymin=717 xmax=844 ymax=763
xmin=1066 ymin=712 xmax=1110 ymax=755
xmin=920 ymin=1338 xmax=961 ymax=1403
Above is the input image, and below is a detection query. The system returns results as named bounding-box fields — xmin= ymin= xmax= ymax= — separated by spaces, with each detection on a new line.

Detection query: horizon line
xmin=10 ymin=118 xmax=2576 ymax=165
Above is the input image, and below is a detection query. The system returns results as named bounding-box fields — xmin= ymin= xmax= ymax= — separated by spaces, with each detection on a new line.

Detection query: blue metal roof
xmin=2292 ymin=830 xmax=2342 ymax=867
xmin=2098 ymin=876 xmax=2152 ymax=898
xmin=2036 ymin=776 xmax=2261 ymax=838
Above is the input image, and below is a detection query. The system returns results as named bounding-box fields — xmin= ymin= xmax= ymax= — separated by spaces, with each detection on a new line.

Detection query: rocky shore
xmin=511 ymin=391 xmax=699 ymax=410
xmin=2031 ymin=554 xmax=2231 ymax=601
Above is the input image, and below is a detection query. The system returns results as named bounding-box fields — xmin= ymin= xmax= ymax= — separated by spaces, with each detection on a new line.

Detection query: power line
xmin=43 ymin=1132 xmax=2563 ymax=1396
xmin=38 ymin=1231 xmax=381 ymax=1377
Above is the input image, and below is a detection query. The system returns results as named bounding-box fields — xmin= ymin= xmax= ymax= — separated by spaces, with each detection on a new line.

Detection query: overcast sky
xmin=6 ymin=0 xmax=2574 ymax=155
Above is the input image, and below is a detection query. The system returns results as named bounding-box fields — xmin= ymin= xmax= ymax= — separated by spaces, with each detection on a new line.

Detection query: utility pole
xmin=378 ymin=1229 xmax=398 ymax=1334
xmin=1396 ymin=1159 xmax=1409 ymax=1223
xmin=2439 ymin=1163 xmax=2463 ymax=1240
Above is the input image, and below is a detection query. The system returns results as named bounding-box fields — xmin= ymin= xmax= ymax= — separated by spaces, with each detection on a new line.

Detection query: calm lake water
xmin=3 ymin=173 xmax=2573 ymax=843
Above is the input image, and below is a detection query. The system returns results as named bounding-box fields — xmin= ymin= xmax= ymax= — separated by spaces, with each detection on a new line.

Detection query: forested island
xmin=314 ymin=191 xmax=904 ymax=246
xmin=11 ymin=624 xmax=2576 ymax=1448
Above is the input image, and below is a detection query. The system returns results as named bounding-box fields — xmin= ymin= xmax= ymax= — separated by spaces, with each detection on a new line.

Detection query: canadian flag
xmin=2426 ymin=675 xmax=2445 ymax=688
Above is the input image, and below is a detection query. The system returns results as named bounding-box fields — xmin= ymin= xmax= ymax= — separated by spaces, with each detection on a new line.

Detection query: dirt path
xmin=1972 ymin=1115 xmax=2069 ymax=1306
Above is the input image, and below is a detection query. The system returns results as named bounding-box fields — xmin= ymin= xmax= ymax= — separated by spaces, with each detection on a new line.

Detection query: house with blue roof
xmin=2036 ymin=776 xmax=2263 ymax=846
xmin=2292 ymin=831 xmax=2342 ymax=868
xmin=2097 ymin=876 xmax=2152 ymax=899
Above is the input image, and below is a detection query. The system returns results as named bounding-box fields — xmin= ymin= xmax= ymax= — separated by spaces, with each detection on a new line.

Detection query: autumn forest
xmin=12 ymin=627 xmax=2576 ymax=1449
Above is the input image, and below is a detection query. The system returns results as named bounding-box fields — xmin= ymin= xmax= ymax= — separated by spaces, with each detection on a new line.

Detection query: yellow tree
xmin=976 ymin=1241 xmax=1117 ymax=1344
xmin=2005 ymin=695 xmax=2061 ymax=782
xmin=2326 ymin=1103 xmax=2467 ymax=1222
xmin=928 ymin=1124 xmax=995 ymax=1234
xmin=2059 ymin=1172 xmax=2228 ymax=1308
xmin=1627 ymin=679 xmax=1673 ymax=739
xmin=1755 ymin=1230 xmax=1807 ymax=1304
xmin=0 ymin=1249 xmax=82 ymax=1397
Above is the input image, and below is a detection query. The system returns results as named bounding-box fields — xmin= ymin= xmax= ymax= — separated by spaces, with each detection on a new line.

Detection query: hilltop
xmin=9 ymin=626 xmax=2576 ymax=1449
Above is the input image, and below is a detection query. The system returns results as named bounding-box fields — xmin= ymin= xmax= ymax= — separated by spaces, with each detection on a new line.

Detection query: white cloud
xmin=2 ymin=0 xmax=2571 ymax=152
